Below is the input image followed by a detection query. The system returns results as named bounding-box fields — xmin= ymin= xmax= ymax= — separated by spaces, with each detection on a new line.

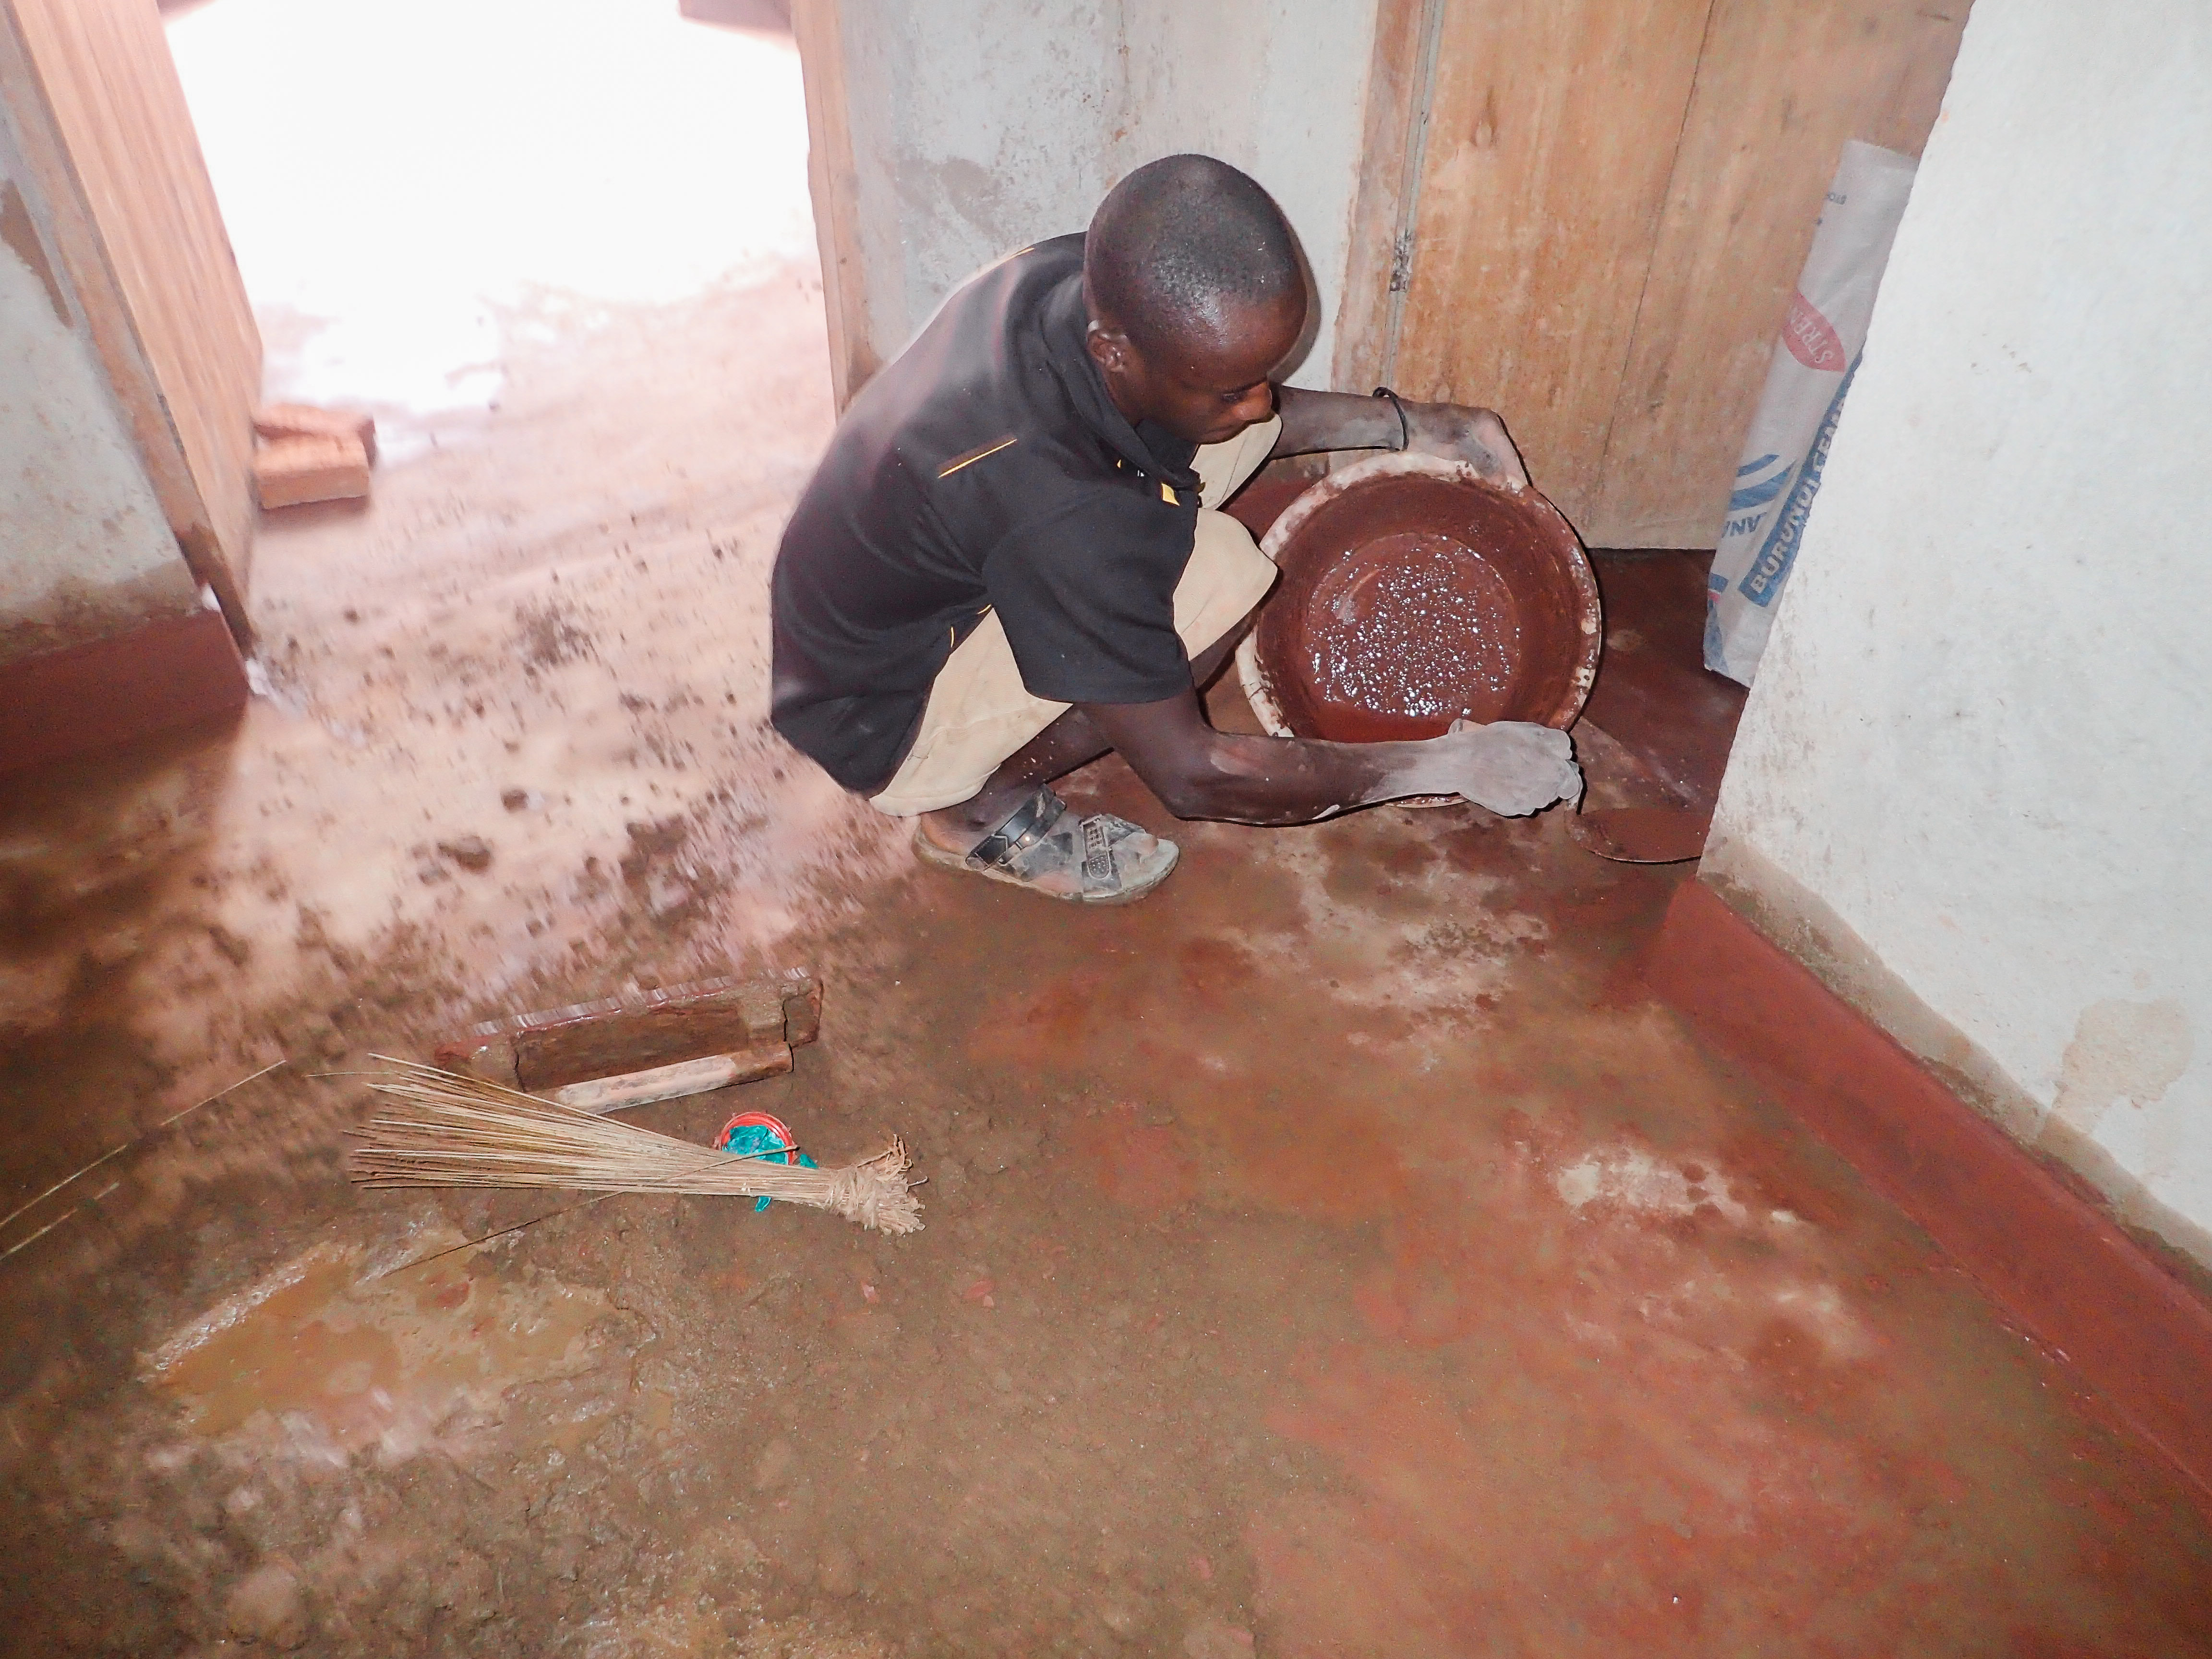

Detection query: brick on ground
xmin=254 ymin=434 xmax=372 ymax=509
xmin=253 ymin=402 xmax=377 ymax=461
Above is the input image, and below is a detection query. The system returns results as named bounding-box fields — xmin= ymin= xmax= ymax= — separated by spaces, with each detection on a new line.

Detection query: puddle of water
xmin=143 ymin=1234 xmax=606 ymax=1452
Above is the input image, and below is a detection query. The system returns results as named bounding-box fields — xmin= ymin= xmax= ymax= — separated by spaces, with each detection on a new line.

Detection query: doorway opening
xmin=135 ymin=0 xmax=878 ymax=979
xmin=162 ymin=0 xmax=820 ymax=470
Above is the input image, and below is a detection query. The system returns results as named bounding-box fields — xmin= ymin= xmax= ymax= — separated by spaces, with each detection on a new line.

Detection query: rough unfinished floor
xmin=4 ymin=6 xmax=2212 ymax=1656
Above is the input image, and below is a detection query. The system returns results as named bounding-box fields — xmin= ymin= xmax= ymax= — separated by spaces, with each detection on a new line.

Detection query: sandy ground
xmin=0 ymin=4 xmax=2209 ymax=1655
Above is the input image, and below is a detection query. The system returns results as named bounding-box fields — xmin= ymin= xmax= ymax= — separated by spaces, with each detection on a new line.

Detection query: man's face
xmin=1088 ymin=293 xmax=1307 ymax=447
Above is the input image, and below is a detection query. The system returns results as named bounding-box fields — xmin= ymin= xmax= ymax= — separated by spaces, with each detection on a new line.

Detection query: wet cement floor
xmin=6 ymin=47 xmax=2212 ymax=1646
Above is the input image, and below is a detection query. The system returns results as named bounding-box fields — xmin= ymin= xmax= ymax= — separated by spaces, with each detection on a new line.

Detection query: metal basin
xmin=1237 ymin=452 xmax=1602 ymax=744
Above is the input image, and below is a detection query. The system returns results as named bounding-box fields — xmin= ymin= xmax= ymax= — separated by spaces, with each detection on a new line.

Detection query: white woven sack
xmin=1705 ymin=140 xmax=1919 ymax=685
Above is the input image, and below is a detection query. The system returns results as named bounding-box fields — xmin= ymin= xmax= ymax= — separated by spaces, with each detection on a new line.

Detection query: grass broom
xmin=346 ymin=1057 xmax=923 ymax=1235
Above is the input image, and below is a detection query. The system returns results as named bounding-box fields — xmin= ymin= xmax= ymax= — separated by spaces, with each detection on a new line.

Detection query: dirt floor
xmin=5 ymin=6 xmax=2212 ymax=1655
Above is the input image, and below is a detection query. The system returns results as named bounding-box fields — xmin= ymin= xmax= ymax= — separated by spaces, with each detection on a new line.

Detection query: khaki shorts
xmin=868 ymin=415 xmax=1282 ymax=817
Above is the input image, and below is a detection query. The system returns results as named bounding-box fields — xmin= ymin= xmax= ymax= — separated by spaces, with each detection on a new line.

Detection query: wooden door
xmin=0 ymin=0 xmax=260 ymax=633
xmin=1338 ymin=0 xmax=1968 ymax=548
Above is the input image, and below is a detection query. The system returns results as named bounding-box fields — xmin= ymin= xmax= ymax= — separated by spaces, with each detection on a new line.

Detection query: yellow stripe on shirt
xmin=938 ymin=434 xmax=1020 ymax=479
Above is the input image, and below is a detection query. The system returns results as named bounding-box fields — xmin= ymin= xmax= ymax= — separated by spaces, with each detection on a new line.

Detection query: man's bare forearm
xmin=1270 ymin=384 xmax=1402 ymax=459
xmin=1141 ymin=730 xmax=1478 ymax=826
xmin=1269 ymin=384 xmax=1528 ymax=489
xmin=1079 ymin=682 xmax=1578 ymax=826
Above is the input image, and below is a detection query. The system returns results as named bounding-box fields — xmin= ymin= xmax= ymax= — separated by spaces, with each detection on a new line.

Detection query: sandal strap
xmin=968 ymin=787 xmax=1066 ymax=869
xmin=1081 ymin=813 xmax=1116 ymax=887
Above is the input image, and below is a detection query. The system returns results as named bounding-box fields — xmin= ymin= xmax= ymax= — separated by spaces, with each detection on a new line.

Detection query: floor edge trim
xmin=1643 ymin=877 xmax=2212 ymax=1506
xmin=0 ymin=608 xmax=248 ymax=776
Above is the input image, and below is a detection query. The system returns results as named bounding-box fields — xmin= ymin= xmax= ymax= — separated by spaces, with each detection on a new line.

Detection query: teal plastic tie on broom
xmin=717 ymin=1110 xmax=816 ymax=1211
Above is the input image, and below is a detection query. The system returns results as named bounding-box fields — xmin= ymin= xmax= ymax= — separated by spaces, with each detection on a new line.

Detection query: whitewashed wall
xmin=0 ymin=121 xmax=194 ymax=665
xmin=833 ymin=0 xmax=1379 ymax=388
xmin=1706 ymin=0 xmax=2212 ymax=1266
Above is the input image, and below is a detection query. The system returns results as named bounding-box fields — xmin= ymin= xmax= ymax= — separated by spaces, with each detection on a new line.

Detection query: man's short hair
xmin=1086 ymin=155 xmax=1301 ymax=355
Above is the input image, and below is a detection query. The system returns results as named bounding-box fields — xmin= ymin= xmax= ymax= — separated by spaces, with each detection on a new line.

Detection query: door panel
xmin=1378 ymin=0 xmax=1968 ymax=547
xmin=0 ymin=0 xmax=260 ymax=628
xmin=1591 ymin=0 xmax=1969 ymax=545
xmin=1391 ymin=0 xmax=1714 ymax=536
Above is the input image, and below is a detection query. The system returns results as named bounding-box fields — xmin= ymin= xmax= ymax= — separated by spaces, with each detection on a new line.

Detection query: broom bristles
xmin=346 ymin=1058 xmax=923 ymax=1235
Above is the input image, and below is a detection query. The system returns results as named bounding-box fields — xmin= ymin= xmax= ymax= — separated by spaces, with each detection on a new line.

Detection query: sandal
xmin=914 ymin=786 xmax=1179 ymax=905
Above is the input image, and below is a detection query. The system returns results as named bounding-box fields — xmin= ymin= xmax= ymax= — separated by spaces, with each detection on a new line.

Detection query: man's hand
xmin=1082 ymin=686 xmax=1583 ymax=827
xmin=1422 ymin=719 xmax=1581 ymax=816
xmin=1402 ymin=403 xmax=1531 ymax=492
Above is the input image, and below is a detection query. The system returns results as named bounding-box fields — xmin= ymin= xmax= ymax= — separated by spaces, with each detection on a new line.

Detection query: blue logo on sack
xmin=1739 ymin=358 xmax=1860 ymax=608
xmin=1728 ymin=454 xmax=1794 ymax=511
xmin=1703 ymin=601 xmax=1728 ymax=666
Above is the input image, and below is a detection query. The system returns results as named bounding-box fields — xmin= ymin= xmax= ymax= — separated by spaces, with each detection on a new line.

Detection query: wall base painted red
xmin=0 ymin=608 xmax=248 ymax=776
xmin=1645 ymin=878 xmax=2212 ymax=1505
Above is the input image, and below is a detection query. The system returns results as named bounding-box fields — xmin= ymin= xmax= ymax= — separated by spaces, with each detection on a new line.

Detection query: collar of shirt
xmin=1038 ymin=275 xmax=1203 ymax=498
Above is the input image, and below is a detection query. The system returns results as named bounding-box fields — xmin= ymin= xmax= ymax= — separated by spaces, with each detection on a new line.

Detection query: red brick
xmin=254 ymin=434 xmax=371 ymax=509
xmin=253 ymin=401 xmax=377 ymax=459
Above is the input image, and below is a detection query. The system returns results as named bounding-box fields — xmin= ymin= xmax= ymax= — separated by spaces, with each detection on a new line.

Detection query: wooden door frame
xmin=1333 ymin=0 xmax=1442 ymax=397
xmin=9 ymin=0 xmax=873 ymax=625
xmin=0 ymin=0 xmax=257 ymax=644
xmin=789 ymin=0 xmax=876 ymax=410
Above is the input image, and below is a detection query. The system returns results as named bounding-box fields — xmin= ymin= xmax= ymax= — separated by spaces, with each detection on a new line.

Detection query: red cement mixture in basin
xmin=1240 ymin=454 xmax=1602 ymax=744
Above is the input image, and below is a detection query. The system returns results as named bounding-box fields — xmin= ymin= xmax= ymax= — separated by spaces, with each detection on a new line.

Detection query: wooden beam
xmin=791 ymin=0 xmax=877 ymax=409
xmin=1331 ymin=0 xmax=1435 ymax=396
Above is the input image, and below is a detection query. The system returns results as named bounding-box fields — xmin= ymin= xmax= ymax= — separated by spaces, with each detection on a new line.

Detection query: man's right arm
xmin=1272 ymin=385 xmax=1530 ymax=492
xmin=1079 ymin=688 xmax=1580 ymax=825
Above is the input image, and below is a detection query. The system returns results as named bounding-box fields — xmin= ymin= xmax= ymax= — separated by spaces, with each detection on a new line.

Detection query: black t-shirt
xmin=769 ymin=234 xmax=1207 ymax=794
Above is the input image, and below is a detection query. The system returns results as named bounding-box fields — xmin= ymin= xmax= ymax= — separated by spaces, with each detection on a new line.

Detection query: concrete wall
xmin=833 ymin=0 xmax=1378 ymax=387
xmin=1706 ymin=0 xmax=2212 ymax=1268
xmin=0 ymin=114 xmax=195 ymax=666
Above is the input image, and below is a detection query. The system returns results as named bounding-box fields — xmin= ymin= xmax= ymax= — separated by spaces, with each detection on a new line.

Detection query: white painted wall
xmin=833 ymin=0 xmax=1379 ymax=387
xmin=1707 ymin=0 xmax=2212 ymax=1264
xmin=0 ymin=125 xmax=195 ymax=665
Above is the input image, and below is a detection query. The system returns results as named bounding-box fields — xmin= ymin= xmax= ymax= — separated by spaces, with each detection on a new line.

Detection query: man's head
xmin=1084 ymin=155 xmax=1306 ymax=447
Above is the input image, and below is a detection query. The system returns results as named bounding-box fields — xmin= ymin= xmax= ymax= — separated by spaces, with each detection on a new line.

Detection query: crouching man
xmin=770 ymin=154 xmax=1580 ymax=904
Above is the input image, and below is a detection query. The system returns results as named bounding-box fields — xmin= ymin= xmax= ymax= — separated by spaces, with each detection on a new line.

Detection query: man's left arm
xmin=1268 ymin=384 xmax=1530 ymax=491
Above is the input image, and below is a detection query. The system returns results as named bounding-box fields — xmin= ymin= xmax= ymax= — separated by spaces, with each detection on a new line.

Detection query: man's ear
xmin=1085 ymin=319 xmax=1135 ymax=380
